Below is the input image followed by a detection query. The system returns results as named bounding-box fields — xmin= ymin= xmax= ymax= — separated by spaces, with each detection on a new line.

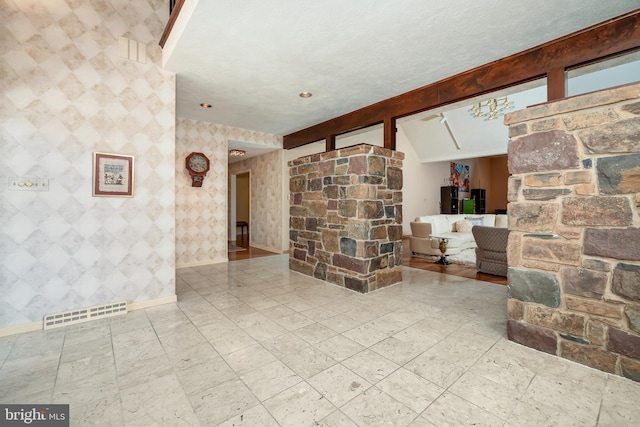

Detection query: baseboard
xmin=249 ymin=242 xmax=282 ymax=254
xmin=176 ymin=257 xmax=228 ymax=269
xmin=0 ymin=295 xmax=178 ymax=337
xmin=128 ymin=294 xmax=177 ymax=311
xmin=0 ymin=321 xmax=42 ymax=337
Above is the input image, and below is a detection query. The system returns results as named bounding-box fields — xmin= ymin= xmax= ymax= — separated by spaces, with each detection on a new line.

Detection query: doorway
xmin=231 ymin=171 xmax=250 ymax=248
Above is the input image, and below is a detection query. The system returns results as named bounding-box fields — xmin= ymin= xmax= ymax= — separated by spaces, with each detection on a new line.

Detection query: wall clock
xmin=185 ymin=152 xmax=210 ymax=187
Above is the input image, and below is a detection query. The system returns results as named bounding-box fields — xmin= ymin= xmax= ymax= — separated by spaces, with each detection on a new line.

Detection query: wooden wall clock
xmin=185 ymin=152 xmax=210 ymax=187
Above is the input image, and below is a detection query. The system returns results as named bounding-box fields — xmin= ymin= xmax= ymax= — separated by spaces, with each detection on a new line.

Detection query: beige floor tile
xmin=598 ymin=375 xmax=640 ymax=426
xmin=519 ymin=373 xmax=601 ymax=422
xmin=342 ymin=348 xmax=400 ymax=385
xmin=113 ymin=334 xmax=166 ymax=366
xmin=313 ymin=334 xmax=365 ymax=362
xmin=406 ymin=353 xmax=467 ymax=389
xmin=369 ymin=336 xmax=424 ymax=365
xmin=507 ymin=398 xmax=593 ymax=427
xmin=448 ymin=371 xmax=523 ymax=419
xmin=56 ymin=351 xmax=116 ymax=385
xmin=293 ymin=322 xmax=339 ymax=344
xmin=307 ymin=363 xmax=371 ymax=407
xmin=71 ymin=394 xmax=123 ymax=426
xmin=222 ymin=342 xmax=278 ymax=375
xmin=164 ymin=341 xmax=220 ymax=371
xmin=260 ymin=303 xmax=298 ymax=320
xmin=175 ymin=355 xmax=237 ymax=396
xmin=277 ymin=343 xmax=338 ymax=379
xmin=376 ymin=367 xmax=444 ymax=413
xmin=217 ymin=404 xmax=279 ymax=427
xmin=191 ymin=378 xmax=260 ymax=426
xmin=274 ymin=312 xmax=316 ymax=331
xmin=342 ymin=323 xmax=389 ymax=348
xmin=421 ymin=391 xmax=506 ymax=426
xmin=341 ymin=386 xmax=417 ymax=427
xmin=121 ymin=374 xmax=200 ymax=425
xmin=316 ymin=410 xmax=359 ymax=427
xmin=263 ymin=382 xmax=336 ymax=427
xmin=240 ymin=360 xmax=303 ymax=401
xmin=53 ymin=371 xmax=119 ymax=406
xmin=0 ymin=364 xmax=58 ymax=402
xmin=205 ymin=326 xmax=257 ymax=355
xmin=320 ymin=313 xmax=361 ymax=333
xmin=300 ymin=305 xmax=341 ymax=322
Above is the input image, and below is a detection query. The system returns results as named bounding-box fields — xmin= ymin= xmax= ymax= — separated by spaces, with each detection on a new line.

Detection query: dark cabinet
xmin=471 ymin=189 xmax=486 ymax=214
xmin=441 ymin=186 xmax=459 ymax=214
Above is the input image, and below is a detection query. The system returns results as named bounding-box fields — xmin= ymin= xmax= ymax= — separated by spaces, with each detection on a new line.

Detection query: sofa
xmin=472 ymin=225 xmax=509 ymax=276
xmin=409 ymin=214 xmax=508 ymax=257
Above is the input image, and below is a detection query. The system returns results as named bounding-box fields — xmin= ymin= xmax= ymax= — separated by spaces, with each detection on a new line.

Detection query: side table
xmin=430 ymin=234 xmax=451 ymax=265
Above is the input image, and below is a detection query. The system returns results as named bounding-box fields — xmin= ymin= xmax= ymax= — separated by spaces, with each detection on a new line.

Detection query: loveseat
xmin=409 ymin=214 xmax=508 ymax=257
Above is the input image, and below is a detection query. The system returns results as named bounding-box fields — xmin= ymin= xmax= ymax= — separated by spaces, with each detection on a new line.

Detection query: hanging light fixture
xmin=468 ymin=96 xmax=514 ymax=120
xmin=229 ymin=149 xmax=246 ymax=157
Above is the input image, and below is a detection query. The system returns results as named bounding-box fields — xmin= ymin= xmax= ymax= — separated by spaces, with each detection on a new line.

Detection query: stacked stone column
xmin=289 ymin=144 xmax=404 ymax=293
xmin=505 ymin=82 xmax=640 ymax=382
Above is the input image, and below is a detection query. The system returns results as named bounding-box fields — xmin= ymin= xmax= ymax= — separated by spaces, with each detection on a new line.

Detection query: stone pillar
xmin=289 ymin=144 xmax=404 ymax=293
xmin=505 ymin=82 xmax=640 ymax=382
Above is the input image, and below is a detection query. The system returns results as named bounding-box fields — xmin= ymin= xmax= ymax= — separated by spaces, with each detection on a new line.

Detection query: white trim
xmin=0 ymin=295 xmax=178 ymax=337
xmin=0 ymin=321 xmax=42 ymax=337
xmin=176 ymin=257 xmax=228 ymax=269
xmin=128 ymin=295 xmax=177 ymax=311
xmin=249 ymin=242 xmax=281 ymax=254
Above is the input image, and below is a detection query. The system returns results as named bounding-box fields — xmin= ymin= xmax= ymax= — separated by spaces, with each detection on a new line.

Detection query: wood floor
xmin=400 ymin=237 xmax=507 ymax=286
xmin=228 ymin=233 xmax=282 ymax=261
xmin=228 ymin=234 xmax=507 ymax=286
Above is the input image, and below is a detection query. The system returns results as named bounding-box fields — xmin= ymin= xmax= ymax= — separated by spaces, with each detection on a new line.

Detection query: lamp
xmin=468 ymin=97 xmax=514 ymax=120
xmin=229 ymin=149 xmax=245 ymax=157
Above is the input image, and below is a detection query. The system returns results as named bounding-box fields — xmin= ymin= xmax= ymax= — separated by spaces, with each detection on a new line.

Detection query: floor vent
xmin=43 ymin=301 xmax=128 ymax=330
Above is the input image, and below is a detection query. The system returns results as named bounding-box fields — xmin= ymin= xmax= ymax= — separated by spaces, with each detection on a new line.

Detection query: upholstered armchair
xmin=471 ymin=225 xmax=509 ymax=276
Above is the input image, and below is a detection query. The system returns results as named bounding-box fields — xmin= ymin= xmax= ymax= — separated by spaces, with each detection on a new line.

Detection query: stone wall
xmin=289 ymin=144 xmax=404 ymax=293
xmin=505 ymin=82 xmax=640 ymax=382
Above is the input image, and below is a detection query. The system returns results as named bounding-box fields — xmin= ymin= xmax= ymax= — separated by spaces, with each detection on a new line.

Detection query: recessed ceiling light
xmin=200 ymin=103 xmax=212 ymax=108
xmin=299 ymin=92 xmax=312 ymax=98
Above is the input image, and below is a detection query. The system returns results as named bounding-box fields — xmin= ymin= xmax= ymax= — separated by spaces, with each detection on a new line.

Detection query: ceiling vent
xmin=119 ymin=37 xmax=146 ymax=63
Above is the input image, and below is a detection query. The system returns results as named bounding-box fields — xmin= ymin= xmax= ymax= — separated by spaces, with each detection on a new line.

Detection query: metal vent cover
xmin=43 ymin=301 xmax=128 ymax=330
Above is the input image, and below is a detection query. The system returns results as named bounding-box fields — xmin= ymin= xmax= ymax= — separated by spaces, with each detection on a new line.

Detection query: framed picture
xmin=93 ymin=152 xmax=134 ymax=197
xmin=450 ymin=162 xmax=470 ymax=192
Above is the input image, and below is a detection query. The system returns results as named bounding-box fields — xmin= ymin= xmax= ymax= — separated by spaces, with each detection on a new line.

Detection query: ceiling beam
xmin=159 ymin=0 xmax=185 ymax=48
xmin=283 ymin=9 xmax=640 ymax=150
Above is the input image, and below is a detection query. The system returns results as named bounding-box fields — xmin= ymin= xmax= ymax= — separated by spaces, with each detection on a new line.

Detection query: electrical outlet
xmin=9 ymin=177 xmax=49 ymax=191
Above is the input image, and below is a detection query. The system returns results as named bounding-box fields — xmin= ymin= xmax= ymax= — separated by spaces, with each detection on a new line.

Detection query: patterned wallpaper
xmin=229 ymin=149 xmax=284 ymax=253
xmin=0 ymin=0 xmax=175 ymax=328
xmin=175 ymin=119 xmax=283 ymax=267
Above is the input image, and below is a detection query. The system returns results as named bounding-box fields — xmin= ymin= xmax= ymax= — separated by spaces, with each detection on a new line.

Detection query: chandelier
xmin=229 ymin=149 xmax=246 ymax=157
xmin=468 ymin=97 xmax=514 ymax=120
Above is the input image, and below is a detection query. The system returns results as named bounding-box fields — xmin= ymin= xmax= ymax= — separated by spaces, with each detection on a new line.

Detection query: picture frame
xmin=92 ymin=152 xmax=134 ymax=197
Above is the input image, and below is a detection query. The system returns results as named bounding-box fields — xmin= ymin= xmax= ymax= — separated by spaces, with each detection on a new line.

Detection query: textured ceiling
xmin=163 ymin=0 xmax=639 ymax=138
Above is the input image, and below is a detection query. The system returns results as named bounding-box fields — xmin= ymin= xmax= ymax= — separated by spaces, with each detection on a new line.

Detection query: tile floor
xmin=1 ymin=255 xmax=640 ymax=426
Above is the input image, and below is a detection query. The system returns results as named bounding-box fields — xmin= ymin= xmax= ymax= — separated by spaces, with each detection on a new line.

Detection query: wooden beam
xmin=284 ymin=9 xmax=640 ymax=149
xmin=547 ymin=68 xmax=566 ymax=101
xmin=384 ymin=117 xmax=396 ymax=151
xmin=159 ymin=0 xmax=185 ymax=48
xmin=325 ymin=134 xmax=336 ymax=152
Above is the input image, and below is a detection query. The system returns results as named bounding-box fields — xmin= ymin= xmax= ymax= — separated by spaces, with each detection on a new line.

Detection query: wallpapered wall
xmin=230 ymin=150 xmax=284 ymax=253
xmin=176 ymin=119 xmax=282 ymax=267
xmin=0 ymin=0 xmax=176 ymax=328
